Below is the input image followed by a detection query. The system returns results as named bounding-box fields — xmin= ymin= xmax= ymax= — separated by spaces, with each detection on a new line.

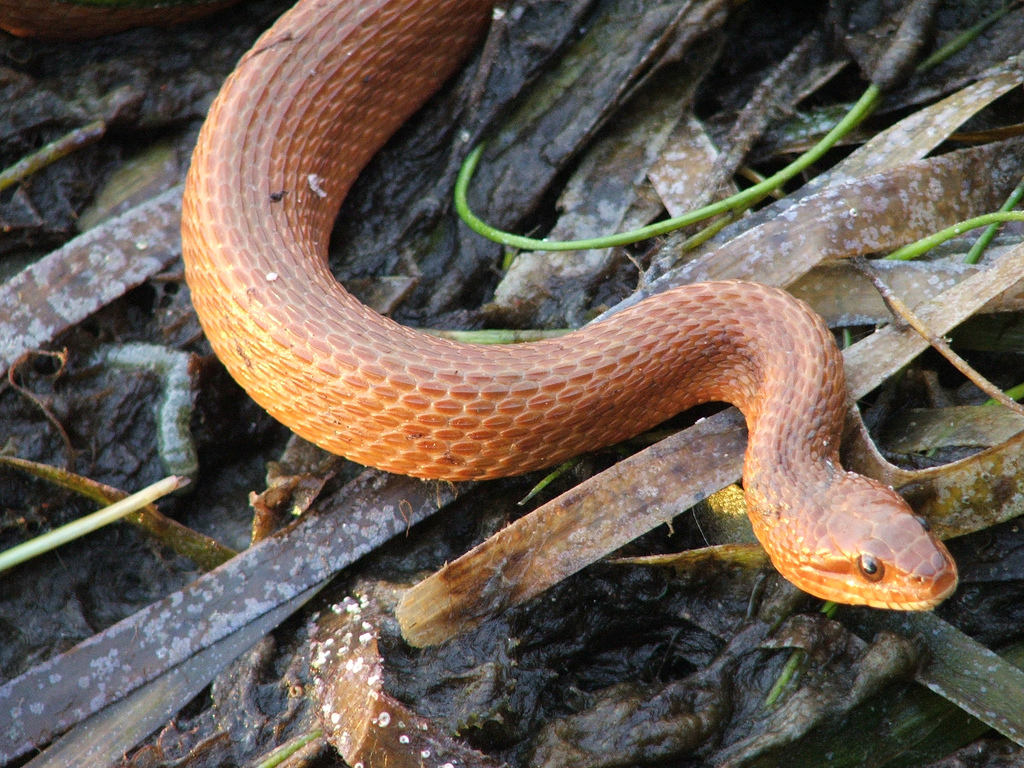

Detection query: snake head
xmin=750 ymin=471 xmax=958 ymax=610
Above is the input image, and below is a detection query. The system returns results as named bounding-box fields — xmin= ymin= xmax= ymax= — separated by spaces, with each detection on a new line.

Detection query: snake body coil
xmin=2 ymin=0 xmax=958 ymax=609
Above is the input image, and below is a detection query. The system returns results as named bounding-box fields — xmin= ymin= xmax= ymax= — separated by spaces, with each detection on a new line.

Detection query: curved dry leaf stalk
xmin=311 ymin=594 xmax=499 ymax=768
xmin=846 ymin=417 xmax=1024 ymax=543
xmin=884 ymin=405 xmax=1024 ymax=453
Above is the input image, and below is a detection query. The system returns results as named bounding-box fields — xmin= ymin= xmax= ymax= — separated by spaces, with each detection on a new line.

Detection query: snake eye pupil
xmin=857 ymin=554 xmax=884 ymax=582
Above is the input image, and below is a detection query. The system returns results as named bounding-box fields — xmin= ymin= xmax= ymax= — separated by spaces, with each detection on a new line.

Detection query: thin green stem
xmin=915 ymin=2 xmax=1020 ymax=73
xmin=964 ymin=176 xmax=1024 ymax=264
xmin=985 ymin=382 xmax=1024 ymax=407
xmin=253 ymin=728 xmax=324 ymax=768
xmin=456 ymin=86 xmax=881 ymax=252
xmin=0 ymin=475 xmax=186 ymax=573
xmin=0 ymin=120 xmax=105 ymax=194
xmin=518 ymin=457 xmax=583 ymax=506
xmin=884 ymin=212 xmax=1024 ymax=261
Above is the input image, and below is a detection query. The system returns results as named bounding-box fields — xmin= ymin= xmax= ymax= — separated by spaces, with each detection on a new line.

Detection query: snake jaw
xmin=773 ymin=544 xmax=958 ymax=611
xmin=749 ymin=471 xmax=958 ymax=610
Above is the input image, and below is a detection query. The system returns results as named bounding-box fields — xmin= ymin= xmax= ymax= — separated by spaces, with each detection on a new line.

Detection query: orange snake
xmin=1 ymin=0 xmax=957 ymax=609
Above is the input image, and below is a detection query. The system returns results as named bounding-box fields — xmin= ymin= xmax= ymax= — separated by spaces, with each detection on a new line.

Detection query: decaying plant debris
xmin=1 ymin=0 xmax=1024 ymax=767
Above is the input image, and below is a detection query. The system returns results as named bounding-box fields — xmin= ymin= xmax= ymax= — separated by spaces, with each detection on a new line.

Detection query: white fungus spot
xmin=307 ymin=174 xmax=328 ymax=198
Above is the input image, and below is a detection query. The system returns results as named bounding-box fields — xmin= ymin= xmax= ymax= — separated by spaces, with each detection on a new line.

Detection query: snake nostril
xmin=857 ymin=554 xmax=885 ymax=582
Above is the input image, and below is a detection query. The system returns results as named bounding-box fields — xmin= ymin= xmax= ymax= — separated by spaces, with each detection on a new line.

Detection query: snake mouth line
xmin=784 ymin=566 xmax=959 ymax=611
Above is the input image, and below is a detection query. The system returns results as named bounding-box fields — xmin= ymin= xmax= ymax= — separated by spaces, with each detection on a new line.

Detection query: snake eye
xmin=914 ymin=515 xmax=931 ymax=532
xmin=857 ymin=554 xmax=884 ymax=582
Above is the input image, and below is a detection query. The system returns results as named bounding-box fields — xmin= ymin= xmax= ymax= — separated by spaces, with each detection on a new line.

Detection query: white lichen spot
xmin=377 ymin=711 xmax=391 ymax=727
xmin=359 ymin=632 xmax=373 ymax=645
xmin=421 ymin=749 xmax=432 ymax=759
xmin=307 ymin=174 xmax=328 ymax=198
xmin=399 ymin=734 xmax=410 ymax=744
xmin=331 ymin=712 xmax=341 ymax=724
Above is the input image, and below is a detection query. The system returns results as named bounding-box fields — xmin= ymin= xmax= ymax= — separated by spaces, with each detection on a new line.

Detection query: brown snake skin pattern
xmin=0 ymin=0 xmax=236 ymax=39
xmin=2 ymin=0 xmax=957 ymax=608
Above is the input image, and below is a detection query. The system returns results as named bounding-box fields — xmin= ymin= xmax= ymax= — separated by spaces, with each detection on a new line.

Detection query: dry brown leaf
xmin=883 ymin=405 xmax=1024 ymax=453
